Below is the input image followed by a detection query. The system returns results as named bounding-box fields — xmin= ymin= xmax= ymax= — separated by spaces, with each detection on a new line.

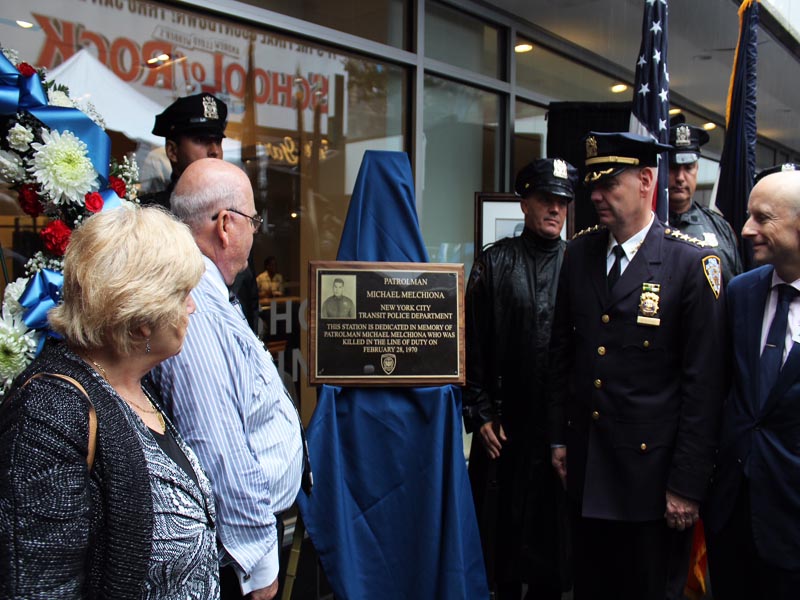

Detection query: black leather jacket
xmin=463 ymin=228 xmax=565 ymax=440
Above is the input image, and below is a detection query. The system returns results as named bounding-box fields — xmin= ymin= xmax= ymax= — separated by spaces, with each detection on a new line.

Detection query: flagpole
xmin=630 ymin=0 xmax=670 ymax=223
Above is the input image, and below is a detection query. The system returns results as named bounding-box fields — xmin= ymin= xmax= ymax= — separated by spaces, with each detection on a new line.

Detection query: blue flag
xmin=712 ymin=0 xmax=759 ymax=269
xmin=629 ymin=0 xmax=670 ymax=222
xmin=297 ymin=151 xmax=488 ymax=600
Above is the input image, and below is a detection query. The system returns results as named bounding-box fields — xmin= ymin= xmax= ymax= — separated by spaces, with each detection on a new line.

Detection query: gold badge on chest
xmin=637 ymin=283 xmax=661 ymax=326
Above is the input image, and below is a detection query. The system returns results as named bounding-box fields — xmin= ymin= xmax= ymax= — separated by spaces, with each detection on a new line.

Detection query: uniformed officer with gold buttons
xmin=547 ymin=132 xmax=727 ymax=600
xmin=668 ymin=116 xmax=742 ymax=283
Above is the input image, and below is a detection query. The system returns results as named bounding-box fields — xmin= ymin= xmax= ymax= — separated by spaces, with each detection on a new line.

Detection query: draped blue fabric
xmin=297 ymin=151 xmax=487 ymax=599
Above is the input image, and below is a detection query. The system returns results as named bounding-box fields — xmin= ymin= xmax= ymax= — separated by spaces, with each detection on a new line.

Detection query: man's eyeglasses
xmin=211 ymin=208 xmax=263 ymax=232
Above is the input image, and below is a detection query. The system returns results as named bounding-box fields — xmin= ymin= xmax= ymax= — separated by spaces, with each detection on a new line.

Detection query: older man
xmin=706 ymin=165 xmax=800 ymax=600
xmin=547 ymin=132 xmax=727 ymax=600
xmin=464 ymin=157 xmax=577 ymax=599
xmin=153 ymin=158 xmax=307 ymax=600
xmin=667 ymin=119 xmax=742 ymax=283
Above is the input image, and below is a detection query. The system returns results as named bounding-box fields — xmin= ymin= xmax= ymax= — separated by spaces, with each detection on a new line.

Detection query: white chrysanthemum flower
xmin=48 ymin=89 xmax=75 ymax=108
xmin=0 ymin=316 xmax=38 ymax=390
xmin=29 ymin=129 xmax=97 ymax=205
xmin=2 ymin=277 xmax=29 ymax=322
xmin=7 ymin=123 xmax=35 ymax=152
xmin=0 ymin=149 xmax=26 ymax=184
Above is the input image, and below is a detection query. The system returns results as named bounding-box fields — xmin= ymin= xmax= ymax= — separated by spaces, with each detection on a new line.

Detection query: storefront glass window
xmin=1 ymin=0 xmax=408 ymax=416
xmin=235 ymin=0 xmax=409 ymax=49
xmin=515 ymin=36 xmax=625 ymax=102
xmin=422 ymin=74 xmax=500 ymax=272
xmin=513 ymin=100 xmax=547 ymax=177
xmin=425 ymin=2 xmax=503 ymax=80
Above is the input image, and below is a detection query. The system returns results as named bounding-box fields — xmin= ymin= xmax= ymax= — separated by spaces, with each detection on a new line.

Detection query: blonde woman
xmin=0 ymin=206 xmax=219 ymax=599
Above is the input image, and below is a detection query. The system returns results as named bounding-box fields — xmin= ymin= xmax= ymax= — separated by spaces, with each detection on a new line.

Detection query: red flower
xmin=17 ymin=63 xmax=36 ymax=77
xmin=18 ymin=184 xmax=44 ymax=217
xmin=41 ymin=220 xmax=72 ymax=256
xmin=108 ymin=176 xmax=127 ymax=198
xmin=84 ymin=191 xmax=104 ymax=213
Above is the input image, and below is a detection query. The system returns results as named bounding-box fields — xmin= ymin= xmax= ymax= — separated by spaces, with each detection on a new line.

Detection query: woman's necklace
xmin=89 ymin=358 xmax=166 ymax=431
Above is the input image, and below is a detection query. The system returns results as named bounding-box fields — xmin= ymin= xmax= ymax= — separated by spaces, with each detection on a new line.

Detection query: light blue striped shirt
xmin=153 ymin=257 xmax=303 ymax=593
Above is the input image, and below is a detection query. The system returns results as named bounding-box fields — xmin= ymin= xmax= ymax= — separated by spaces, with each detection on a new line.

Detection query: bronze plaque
xmin=309 ymin=261 xmax=465 ymax=386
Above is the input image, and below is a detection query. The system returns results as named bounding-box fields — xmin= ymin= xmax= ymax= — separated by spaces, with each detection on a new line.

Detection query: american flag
xmin=630 ymin=0 xmax=670 ymax=222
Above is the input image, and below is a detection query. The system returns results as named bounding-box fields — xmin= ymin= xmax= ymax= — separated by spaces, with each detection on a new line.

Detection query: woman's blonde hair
xmin=49 ymin=204 xmax=205 ymax=354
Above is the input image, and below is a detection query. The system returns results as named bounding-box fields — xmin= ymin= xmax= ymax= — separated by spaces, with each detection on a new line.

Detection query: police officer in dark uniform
xmin=140 ymin=93 xmax=227 ymax=209
xmin=668 ymin=118 xmax=742 ymax=283
xmin=464 ymin=158 xmax=578 ymax=600
xmin=547 ymin=132 xmax=727 ymax=600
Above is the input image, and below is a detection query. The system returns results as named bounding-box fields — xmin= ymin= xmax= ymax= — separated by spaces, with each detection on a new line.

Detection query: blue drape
xmin=297 ymin=151 xmax=487 ymax=599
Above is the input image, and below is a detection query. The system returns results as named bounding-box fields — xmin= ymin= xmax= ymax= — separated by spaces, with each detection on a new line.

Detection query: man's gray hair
xmin=170 ymin=180 xmax=240 ymax=229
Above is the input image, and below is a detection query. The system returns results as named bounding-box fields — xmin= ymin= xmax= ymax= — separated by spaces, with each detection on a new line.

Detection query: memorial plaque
xmin=309 ymin=261 xmax=465 ymax=386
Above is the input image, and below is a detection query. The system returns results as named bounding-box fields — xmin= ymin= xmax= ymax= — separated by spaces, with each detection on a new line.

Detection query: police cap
xmin=754 ymin=163 xmax=800 ymax=185
xmin=668 ymin=121 xmax=710 ymax=165
xmin=582 ymin=131 xmax=671 ymax=186
xmin=152 ymin=93 xmax=227 ymax=138
xmin=514 ymin=158 xmax=578 ymax=201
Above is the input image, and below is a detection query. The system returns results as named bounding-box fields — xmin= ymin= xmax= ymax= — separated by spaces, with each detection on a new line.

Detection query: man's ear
xmin=639 ymin=167 xmax=656 ymax=194
xmin=165 ymin=139 xmax=179 ymax=164
xmin=214 ymin=210 xmax=231 ymax=249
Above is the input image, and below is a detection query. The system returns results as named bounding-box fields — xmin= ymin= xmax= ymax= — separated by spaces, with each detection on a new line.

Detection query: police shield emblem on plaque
xmin=381 ymin=353 xmax=397 ymax=375
xmin=637 ymin=283 xmax=661 ymax=326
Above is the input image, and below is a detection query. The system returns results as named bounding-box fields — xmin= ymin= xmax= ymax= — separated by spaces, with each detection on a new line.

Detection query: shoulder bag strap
xmin=22 ymin=372 xmax=97 ymax=469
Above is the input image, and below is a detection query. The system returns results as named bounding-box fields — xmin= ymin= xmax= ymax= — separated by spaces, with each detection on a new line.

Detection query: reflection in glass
xmin=426 ymin=3 xmax=503 ymax=80
xmin=513 ymin=101 xmax=547 ymax=179
xmin=515 ymin=36 xmax=626 ymax=103
xmin=234 ymin=0 xmax=409 ymax=49
xmin=422 ymin=75 xmax=500 ymax=273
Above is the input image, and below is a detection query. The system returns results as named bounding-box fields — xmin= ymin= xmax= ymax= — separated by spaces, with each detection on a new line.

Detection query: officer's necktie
xmin=759 ymin=283 xmax=799 ymax=404
xmin=607 ymin=245 xmax=625 ymax=290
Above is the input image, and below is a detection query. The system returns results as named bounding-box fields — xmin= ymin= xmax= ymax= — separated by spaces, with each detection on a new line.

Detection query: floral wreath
xmin=0 ymin=47 xmax=139 ymax=393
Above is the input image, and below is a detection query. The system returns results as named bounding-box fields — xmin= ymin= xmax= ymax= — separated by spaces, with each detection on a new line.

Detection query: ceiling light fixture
xmin=669 ymin=108 xmax=682 ymax=115
xmin=702 ymin=122 xmax=717 ymax=131
xmin=610 ymin=84 xmax=628 ymax=94
xmin=514 ymin=43 xmax=533 ymax=53
xmin=16 ymin=20 xmax=34 ymax=28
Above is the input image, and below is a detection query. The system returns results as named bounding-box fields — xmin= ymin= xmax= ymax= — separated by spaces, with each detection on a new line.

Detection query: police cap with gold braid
xmin=581 ymin=131 xmax=671 ymax=186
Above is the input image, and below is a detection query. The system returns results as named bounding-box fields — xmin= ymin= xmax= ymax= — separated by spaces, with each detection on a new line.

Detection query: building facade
xmin=3 ymin=0 xmax=800 ymax=419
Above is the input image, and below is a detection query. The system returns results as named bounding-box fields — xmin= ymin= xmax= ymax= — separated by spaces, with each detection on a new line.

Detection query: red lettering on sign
xmin=77 ymin=30 xmax=109 ymax=65
xmin=110 ymin=37 xmax=140 ymax=82
xmin=225 ymin=62 xmax=246 ymax=99
xmin=272 ymin=72 xmax=294 ymax=108
xmin=141 ymin=41 xmax=174 ymax=89
xmin=254 ymin=68 xmax=270 ymax=103
xmin=34 ymin=14 xmax=76 ymax=67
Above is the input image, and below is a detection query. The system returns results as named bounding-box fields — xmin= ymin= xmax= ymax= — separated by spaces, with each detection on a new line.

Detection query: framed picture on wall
xmin=474 ymin=191 xmax=575 ymax=259
xmin=474 ymin=192 xmax=521 ymax=258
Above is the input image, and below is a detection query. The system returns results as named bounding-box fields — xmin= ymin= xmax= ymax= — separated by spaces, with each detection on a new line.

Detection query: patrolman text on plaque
xmin=309 ymin=261 xmax=465 ymax=386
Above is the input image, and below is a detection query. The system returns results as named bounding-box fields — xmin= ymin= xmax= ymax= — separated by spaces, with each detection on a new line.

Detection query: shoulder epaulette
xmin=571 ymin=224 xmax=606 ymax=240
xmin=664 ymin=228 xmax=708 ymax=248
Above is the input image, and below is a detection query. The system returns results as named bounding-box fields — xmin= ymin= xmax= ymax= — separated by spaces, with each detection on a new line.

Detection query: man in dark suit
xmin=548 ymin=132 xmax=727 ymax=600
xmin=705 ymin=164 xmax=800 ymax=599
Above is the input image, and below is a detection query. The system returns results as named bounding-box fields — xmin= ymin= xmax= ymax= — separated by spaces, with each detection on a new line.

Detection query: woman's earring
xmin=145 ymin=338 xmax=151 ymax=354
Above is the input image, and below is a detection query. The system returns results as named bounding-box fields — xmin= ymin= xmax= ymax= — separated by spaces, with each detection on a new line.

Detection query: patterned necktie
xmin=759 ymin=284 xmax=799 ymax=404
xmin=607 ymin=245 xmax=625 ymax=290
